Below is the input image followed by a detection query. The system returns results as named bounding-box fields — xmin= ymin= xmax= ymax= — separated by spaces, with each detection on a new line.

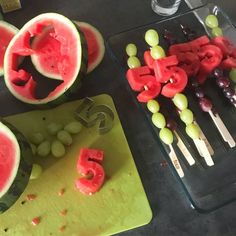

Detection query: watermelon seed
xmin=59 ymin=225 xmax=66 ymax=232
xmin=60 ymin=209 xmax=68 ymax=216
xmin=58 ymin=188 xmax=65 ymax=196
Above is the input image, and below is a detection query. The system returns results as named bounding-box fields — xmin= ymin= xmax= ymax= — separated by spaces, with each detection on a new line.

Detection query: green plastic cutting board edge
xmin=0 ymin=94 xmax=152 ymax=236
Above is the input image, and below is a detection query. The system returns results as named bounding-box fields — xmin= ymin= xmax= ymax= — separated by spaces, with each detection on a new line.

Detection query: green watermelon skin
xmin=0 ymin=119 xmax=33 ymax=214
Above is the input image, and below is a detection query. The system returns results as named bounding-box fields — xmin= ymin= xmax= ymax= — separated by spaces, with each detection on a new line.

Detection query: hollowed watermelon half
xmin=0 ymin=21 xmax=19 ymax=76
xmin=4 ymin=13 xmax=87 ymax=106
xmin=0 ymin=119 xmax=32 ymax=214
xmin=75 ymin=21 xmax=105 ymax=73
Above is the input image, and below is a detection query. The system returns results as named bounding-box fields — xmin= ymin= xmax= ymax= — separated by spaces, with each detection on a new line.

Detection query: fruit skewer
xmin=172 ymin=93 xmax=214 ymax=166
xmin=147 ymin=99 xmax=185 ymax=177
xmin=144 ymin=29 xmax=214 ymax=166
xmin=162 ymin=109 xmax=196 ymax=166
xmin=126 ymin=29 xmax=214 ymax=167
xmin=165 ymin=25 xmax=236 ymax=148
xmin=204 ymin=15 xmax=236 ymax=108
xmin=126 ymin=43 xmax=185 ymax=177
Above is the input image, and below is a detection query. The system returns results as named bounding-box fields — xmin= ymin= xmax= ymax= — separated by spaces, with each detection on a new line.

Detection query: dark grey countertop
xmin=1 ymin=0 xmax=236 ymax=235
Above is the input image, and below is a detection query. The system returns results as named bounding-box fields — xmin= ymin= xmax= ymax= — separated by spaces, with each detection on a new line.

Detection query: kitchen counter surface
xmin=1 ymin=0 xmax=236 ymax=235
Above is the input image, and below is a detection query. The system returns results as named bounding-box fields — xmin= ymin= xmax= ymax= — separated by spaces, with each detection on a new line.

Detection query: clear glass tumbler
xmin=151 ymin=0 xmax=182 ymax=16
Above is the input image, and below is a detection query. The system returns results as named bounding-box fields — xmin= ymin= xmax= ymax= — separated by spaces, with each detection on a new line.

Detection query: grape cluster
xmin=147 ymin=99 xmax=174 ymax=145
xmin=205 ymin=14 xmax=223 ymax=37
xmin=190 ymin=78 xmax=214 ymax=112
xmin=29 ymin=121 xmax=82 ymax=160
xmin=172 ymin=93 xmax=200 ymax=140
xmin=126 ymin=43 xmax=141 ymax=68
xmin=213 ymin=68 xmax=236 ymax=105
xmin=145 ymin=29 xmax=166 ymax=59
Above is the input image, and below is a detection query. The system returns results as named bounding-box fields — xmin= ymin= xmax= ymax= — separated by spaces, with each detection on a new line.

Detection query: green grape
xmin=57 ymin=130 xmax=72 ymax=146
xmin=205 ymin=14 xmax=219 ymax=28
xmin=145 ymin=29 xmax=159 ymax=47
xmin=147 ymin=100 xmax=160 ymax=113
xmin=150 ymin=45 xmax=166 ymax=59
xmin=172 ymin=93 xmax=188 ymax=110
xmin=152 ymin=112 xmax=166 ymax=129
xmin=30 ymin=164 xmax=43 ymax=180
xmin=64 ymin=121 xmax=82 ymax=134
xmin=180 ymin=109 xmax=194 ymax=125
xmin=126 ymin=43 xmax=137 ymax=57
xmin=127 ymin=56 xmax=141 ymax=68
xmin=30 ymin=143 xmax=37 ymax=155
xmin=159 ymin=128 xmax=174 ymax=145
xmin=229 ymin=68 xmax=236 ymax=83
xmin=47 ymin=122 xmax=63 ymax=135
xmin=30 ymin=132 xmax=45 ymax=145
xmin=211 ymin=27 xmax=223 ymax=37
xmin=185 ymin=123 xmax=200 ymax=140
xmin=51 ymin=140 xmax=66 ymax=158
xmin=37 ymin=140 xmax=51 ymax=157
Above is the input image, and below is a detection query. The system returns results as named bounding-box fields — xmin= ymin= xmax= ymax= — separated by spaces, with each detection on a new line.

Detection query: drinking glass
xmin=151 ymin=0 xmax=182 ymax=16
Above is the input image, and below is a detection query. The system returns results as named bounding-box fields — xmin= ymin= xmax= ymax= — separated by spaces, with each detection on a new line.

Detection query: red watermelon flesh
xmin=0 ymin=21 xmax=18 ymax=76
xmin=75 ymin=21 xmax=105 ymax=73
xmin=0 ymin=125 xmax=19 ymax=197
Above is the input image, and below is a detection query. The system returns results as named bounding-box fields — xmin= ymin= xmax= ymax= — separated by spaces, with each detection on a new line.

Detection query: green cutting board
xmin=0 ymin=94 xmax=152 ymax=236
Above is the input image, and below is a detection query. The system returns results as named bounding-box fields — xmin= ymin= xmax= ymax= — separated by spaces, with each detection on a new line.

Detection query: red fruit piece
xmin=169 ymin=42 xmax=191 ymax=55
xmin=144 ymin=50 xmax=154 ymax=68
xmin=126 ymin=66 xmax=161 ymax=102
xmin=197 ymin=44 xmax=223 ymax=81
xmin=31 ymin=217 xmax=40 ymax=226
xmin=76 ymin=148 xmax=105 ymax=195
xmin=211 ymin=36 xmax=235 ymax=56
xmin=137 ymin=79 xmax=161 ymax=103
xmin=177 ymin=52 xmax=200 ymax=76
xmin=211 ymin=36 xmax=236 ymax=69
xmin=153 ymin=55 xmax=188 ymax=98
xmin=153 ymin=55 xmax=178 ymax=83
xmin=126 ymin=66 xmax=152 ymax=91
xmin=161 ymin=66 xmax=188 ymax=98
xmin=189 ymin=35 xmax=210 ymax=54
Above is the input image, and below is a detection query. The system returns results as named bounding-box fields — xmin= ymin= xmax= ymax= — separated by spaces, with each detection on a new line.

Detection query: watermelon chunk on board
xmin=0 ymin=21 xmax=18 ymax=76
xmin=0 ymin=119 xmax=32 ymax=214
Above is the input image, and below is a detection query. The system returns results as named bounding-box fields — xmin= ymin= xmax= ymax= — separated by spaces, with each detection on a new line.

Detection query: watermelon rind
xmin=75 ymin=21 xmax=105 ymax=73
xmin=0 ymin=119 xmax=32 ymax=214
xmin=3 ymin=13 xmax=87 ymax=107
xmin=0 ymin=20 xmax=19 ymax=76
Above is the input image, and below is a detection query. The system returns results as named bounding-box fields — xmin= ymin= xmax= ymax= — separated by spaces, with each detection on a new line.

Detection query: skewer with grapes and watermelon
xmin=163 ymin=15 xmax=236 ymax=149
xmin=125 ymin=29 xmax=218 ymax=177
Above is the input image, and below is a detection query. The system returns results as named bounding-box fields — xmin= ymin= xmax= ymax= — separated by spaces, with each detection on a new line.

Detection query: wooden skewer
xmin=168 ymin=144 xmax=184 ymax=178
xmin=193 ymin=139 xmax=214 ymax=166
xmin=194 ymin=121 xmax=214 ymax=156
xmin=208 ymin=110 xmax=235 ymax=148
xmin=193 ymin=121 xmax=214 ymax=166
xmin=174 ymin=131 xmax=195 ymax=166
xmin=231 ymin=95 xmax=236 ymax=108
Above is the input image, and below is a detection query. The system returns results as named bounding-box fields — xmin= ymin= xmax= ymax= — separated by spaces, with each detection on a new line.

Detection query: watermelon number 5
xmin=75 ymin=148 xmax=105 ymax=195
